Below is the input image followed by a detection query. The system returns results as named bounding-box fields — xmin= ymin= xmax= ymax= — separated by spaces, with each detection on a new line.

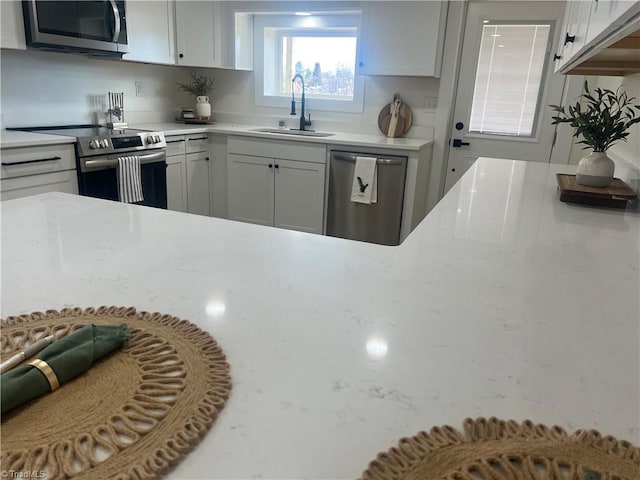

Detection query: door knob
xmin=452 ymin=139 xmax=470 ymax=148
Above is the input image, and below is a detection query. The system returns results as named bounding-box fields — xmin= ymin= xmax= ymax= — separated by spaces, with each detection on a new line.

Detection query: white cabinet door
xmin=554 ymin=1 xmax=593 ymax=72
xmin=586 ymin=0 xmax=640 ymax=46
xmin=186 ymin=151 xmax=211 ymax=216
xmin=1 ymin=170 xmax=78 ymax=201
xmin=1 ymin=1 xmax=26 ymax=50
xmin=175 ymin=1 xmax=222 ymax=67
xmin=123 ymin=0 xmax=176 ymax=65
xmin=227 ymin=153 xmax=274 ymax=227
xmin=166 ymin=155 xmax=188 ymax=213
xmin=274 ymin=159 xmax=325 ymax=234
xmin=357 ymin=1 xmax=447 ymax=77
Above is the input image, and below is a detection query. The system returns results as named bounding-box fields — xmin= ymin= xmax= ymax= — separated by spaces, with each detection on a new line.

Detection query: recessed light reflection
xmin=206 ymin=302 xmax=226 ymax=316
xmin=366 ymin=338 xmax=388 ymax=359
xmin=295 ymin=11 xmax=312 ymax=16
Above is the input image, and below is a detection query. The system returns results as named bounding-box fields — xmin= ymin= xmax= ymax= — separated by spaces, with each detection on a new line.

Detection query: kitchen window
xmin=254 ymin=13 xmax=365 ymax=113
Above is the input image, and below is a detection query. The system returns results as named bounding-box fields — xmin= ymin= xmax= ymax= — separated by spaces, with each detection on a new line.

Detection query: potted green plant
xmin=550 ymin=81 xmax=640 ymax=187
xmin=177 ymin=71 xmax=215 ymax=120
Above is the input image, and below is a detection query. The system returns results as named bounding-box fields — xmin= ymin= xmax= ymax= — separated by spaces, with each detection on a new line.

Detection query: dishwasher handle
xmin=331 ymin=153 xmax=405 ymax=166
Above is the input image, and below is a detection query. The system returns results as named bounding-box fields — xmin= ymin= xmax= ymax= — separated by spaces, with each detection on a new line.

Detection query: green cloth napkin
xmin=1 ymin=324 xmax=130 ymax=415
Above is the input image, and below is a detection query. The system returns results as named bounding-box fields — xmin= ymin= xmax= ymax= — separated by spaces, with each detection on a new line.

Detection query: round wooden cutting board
xmin=378 ymin=94 xmax=413 ymax=138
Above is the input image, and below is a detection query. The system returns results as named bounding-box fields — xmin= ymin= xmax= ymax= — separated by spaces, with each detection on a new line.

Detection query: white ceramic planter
xmin=575 ymin=152 xmax=615 ymax=187
xmin=195 ymin=96 xmax=211 ymax=119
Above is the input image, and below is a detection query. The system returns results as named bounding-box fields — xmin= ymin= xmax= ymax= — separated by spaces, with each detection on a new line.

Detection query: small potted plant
xmin=177 ymin=71 xmax=215 ymax=120
xmin=550 ymin=81 xmax=640 ymax=187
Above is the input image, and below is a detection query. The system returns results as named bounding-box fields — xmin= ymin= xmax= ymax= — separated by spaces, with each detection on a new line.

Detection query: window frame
xmin=253 ymin=13 xmax=365 ymax=114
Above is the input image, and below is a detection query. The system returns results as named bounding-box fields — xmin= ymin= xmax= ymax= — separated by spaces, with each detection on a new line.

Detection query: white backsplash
xmin=596 ymin=74 xmax=640 ymax=193
xmin=204 ymin=67 xmax=438 ymax=139
xmin=0 ymin=49 xmax=191 ymax=127
xmin=1 ymin=49 xmax=438 ymax=142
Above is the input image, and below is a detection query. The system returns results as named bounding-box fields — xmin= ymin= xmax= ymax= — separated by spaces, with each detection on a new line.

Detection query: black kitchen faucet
xmin=290 ymin=73 xmax=313 ymax=131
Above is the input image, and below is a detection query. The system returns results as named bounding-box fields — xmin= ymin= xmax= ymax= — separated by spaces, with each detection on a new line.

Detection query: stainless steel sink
xmin=251 ymin=128 xmax=335 ymax=137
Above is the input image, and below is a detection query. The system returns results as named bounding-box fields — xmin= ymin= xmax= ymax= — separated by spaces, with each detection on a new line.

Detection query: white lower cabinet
xmin=227 ymin=137 xmax=326 ymax=234
xmin=1 ymin=143 xmax=78 ymax=201
xmin=1 ymin=170 xmax=78 ymax=201
xmin=165 ymin=134 xmax=211 ymax=216
xmin=186 ymin=150 xmax=211 ymax=216
xmin=273 ymin=158 xmax=325 ymax=233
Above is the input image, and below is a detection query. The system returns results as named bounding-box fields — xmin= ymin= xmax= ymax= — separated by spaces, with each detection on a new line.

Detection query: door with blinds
xmin=444 ymin=1 xmax=567 ymax=193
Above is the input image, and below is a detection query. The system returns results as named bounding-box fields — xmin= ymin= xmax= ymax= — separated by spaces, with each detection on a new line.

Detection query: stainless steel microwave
xmin=22 ymin=1 xmax=128 ymax=56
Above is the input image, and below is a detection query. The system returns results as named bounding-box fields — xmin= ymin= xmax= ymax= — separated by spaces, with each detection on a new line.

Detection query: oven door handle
xmin=82 ymin=151 xmax=165 ymax=172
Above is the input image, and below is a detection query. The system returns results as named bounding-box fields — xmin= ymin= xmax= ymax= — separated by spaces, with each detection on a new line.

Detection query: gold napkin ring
xmin=27 ymin=359 xmax=60 ymax=392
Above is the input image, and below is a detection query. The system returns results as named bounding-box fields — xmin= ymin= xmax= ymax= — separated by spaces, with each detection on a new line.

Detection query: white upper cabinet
xmin=554 ymin=0 xmax=640 ymax=75
xmin=123 ymin=0 xmax=176 ymax=64
xmin=554 ymin=1 xmax=593 ymax=72
xmin=585 ymin=0 xmax=640 ymax=45
xmin=357 ymin=1 xmax=448 ymax=77
xmin=175 ymin=1 xmax=223 ymax=67
xmin=1 ymin=0 xmax=26 ymax=50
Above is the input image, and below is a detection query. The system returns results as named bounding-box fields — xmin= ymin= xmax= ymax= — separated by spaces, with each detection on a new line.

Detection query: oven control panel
xmin=78 ymin=132 xmax=166 ymax=157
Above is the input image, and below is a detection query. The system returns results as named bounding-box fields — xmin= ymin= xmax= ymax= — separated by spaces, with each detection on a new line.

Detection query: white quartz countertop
xmin=0 ymin=129 xmax=76 ymax=148
xmin=132 ymin=122 xmax=433 ymax=151
xmin=1 ymin=158 xmax=638 ymax=479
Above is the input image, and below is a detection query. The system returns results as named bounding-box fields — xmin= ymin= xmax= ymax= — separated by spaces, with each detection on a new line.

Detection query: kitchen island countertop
xmin=1 ymin=157 xmax=638 ymax=479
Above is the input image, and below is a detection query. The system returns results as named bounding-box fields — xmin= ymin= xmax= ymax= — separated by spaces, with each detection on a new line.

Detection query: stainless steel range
xmin=10 ymin=125 xmax=168 ymax=208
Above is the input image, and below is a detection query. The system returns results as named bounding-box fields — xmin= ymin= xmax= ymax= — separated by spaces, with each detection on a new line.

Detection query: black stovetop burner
xmin=9 ymin=124 xmax=147 ymax=138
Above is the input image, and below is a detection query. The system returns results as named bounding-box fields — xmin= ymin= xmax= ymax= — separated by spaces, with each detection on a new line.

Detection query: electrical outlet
xmin=424 ymin=96 xmax=437 ymax=110
xmin=135 ymin=81 xmax=143 ymax=97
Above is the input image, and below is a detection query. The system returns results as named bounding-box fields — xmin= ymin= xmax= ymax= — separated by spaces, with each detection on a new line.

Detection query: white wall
xmin=0 ymin=49 xmax=191 ymax=127
xmin=566 ymin=73 xmax=640 ymax=190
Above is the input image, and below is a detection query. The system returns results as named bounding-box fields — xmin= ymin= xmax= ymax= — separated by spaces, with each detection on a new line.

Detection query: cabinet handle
xmin=268 ymin=163 xmax=273 ymax=168
xmin=166 ymin=139 xmax=185 ymax=144
xmin=564 ymin=33 xmax=576 ymax=45
xmin=179 ymin=53 xmax=184 ymax=58
xmin=188 ymin=137 xmax=207 ymax=141
xmin=205 ymin=157 xmax=210 ymax=161
xmin=1 ymin=156 xmax=62 ymax=166
xmin=274 ymin=164 xmax=279 ymax=169
xmin=553 ymin=54 xmax=562 ymax=61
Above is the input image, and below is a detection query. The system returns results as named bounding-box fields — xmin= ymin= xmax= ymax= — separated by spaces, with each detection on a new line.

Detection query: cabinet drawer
xmin=1 ymin=169 xmax=78 ymax=201
xmin=1 ymin=143 xmax=76 ymax=179
xmin=186 ymin=134 xmax=209 ymax=153
xmin=228 ymin=136 xmax=326 ymax=164
xmin=165 ymin=135 xmax=187 ymax=156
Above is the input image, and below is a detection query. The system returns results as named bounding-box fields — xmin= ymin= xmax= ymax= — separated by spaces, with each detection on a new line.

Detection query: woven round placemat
xmin=0 ymin=306 xmax=231 ymax=480
xmin=360 ymin=417 xmax=639 ymax=480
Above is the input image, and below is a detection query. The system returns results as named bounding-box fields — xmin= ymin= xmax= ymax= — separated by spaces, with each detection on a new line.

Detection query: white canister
xmin=195 ymin=96 xmax=211 ymax=119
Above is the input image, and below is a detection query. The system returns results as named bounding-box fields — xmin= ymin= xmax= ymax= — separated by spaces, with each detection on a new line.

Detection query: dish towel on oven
xmin=350 ymin=156 xmax=377 ymax=204
xmin=116 ymin=155 xmax=144 ymax=203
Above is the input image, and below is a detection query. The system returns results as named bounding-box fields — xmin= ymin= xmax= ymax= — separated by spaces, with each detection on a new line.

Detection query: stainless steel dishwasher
xmin=327 ymin=151 xmax=407 ymax=246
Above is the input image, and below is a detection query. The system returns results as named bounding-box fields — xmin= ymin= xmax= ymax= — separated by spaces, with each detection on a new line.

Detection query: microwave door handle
xmin=109 ymin=0 xmax=121 ymax=42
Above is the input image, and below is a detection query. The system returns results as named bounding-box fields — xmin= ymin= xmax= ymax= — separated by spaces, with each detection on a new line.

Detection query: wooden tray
xmin=174 ymin=118 xmax=216 ymax=125
xmin=556 ymin=174 xmax=637 ymax=209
